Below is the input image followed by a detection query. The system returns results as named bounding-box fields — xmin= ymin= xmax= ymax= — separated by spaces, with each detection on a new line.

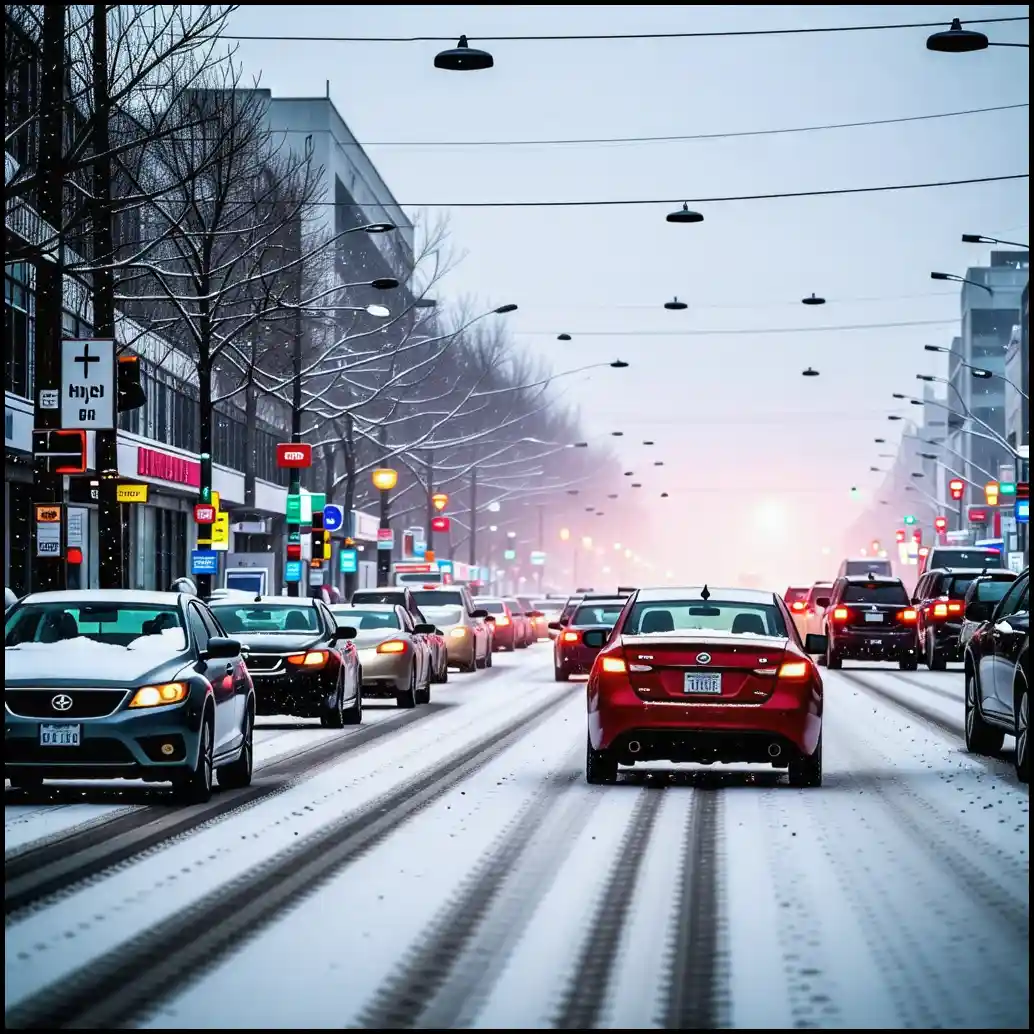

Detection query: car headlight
xmin=129 ymin=682 xmax=189 ymax=709
xmin=449 ymin=627 xmax=468 ymax=638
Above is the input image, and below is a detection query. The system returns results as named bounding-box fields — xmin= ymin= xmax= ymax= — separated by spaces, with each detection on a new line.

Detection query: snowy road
xmin=5 ymin=647 xmax=1029 ymax=1029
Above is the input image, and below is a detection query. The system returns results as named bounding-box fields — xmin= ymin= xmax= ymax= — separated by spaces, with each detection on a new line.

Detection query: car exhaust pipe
xmin=627 ymin=739 xmax=642 ymax=754
xmin=767 ymin=743 xmax=782 ymax=758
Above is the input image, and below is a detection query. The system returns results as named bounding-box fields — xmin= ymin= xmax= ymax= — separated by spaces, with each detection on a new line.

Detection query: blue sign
xmin=284 ymin=560 xmax=303 ymax=583
xmin=413 ymin=542 xmax=426 ymax=559
xmin=190 ymin=549 xmax=219 ymax=576
xmin=1016 ymin=498 xmax=1029 ymax=524
xmin=323 ymin=504 xmax=344 ymax=533
xmin=437 ymin=559 xmax=454 ymax=575
xmin=339 ymin=548 xmax=358 ymax=574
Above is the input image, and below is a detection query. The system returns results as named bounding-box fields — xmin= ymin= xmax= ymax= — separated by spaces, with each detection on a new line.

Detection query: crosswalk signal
xmin=116 ymin=354 xmax=147 ymax=412
xmin=311 ymin=509 xmax=325 ymax=560
xmin=33 ymin=429 xmax=87 ymax=475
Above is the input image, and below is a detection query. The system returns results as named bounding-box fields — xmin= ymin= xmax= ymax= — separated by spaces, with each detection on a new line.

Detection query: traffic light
xmin=934 ymin=516 xmax=948 ymax=534
xmin=895 ymin=529 xmax=906 ymax=543
xmin=984 ymin=481 xmax=1000 ymax=506
xmin=311 ymin=508 xmax=325 ymax=560
xmin=903 ymin=514 xmax=917 ymax=525
xmin=286 ymin=542 xmax=302 ymax=561
xmin=949 ymin=478 xmax=965 ymax=501
xmin=199 ymin=452 xmax=213 ymax=504
xmin=431 ymin=492 xmax=449 ymax=512
xmin=33 ymin=429 xmax=87 ymax=475
xmin=116 ymin=354 xmax=146 ymax=412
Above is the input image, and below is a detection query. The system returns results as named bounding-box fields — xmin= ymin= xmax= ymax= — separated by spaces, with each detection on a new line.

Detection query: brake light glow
xmin=287 ymin=650 xmax=329 ymax=668
xmin=495 ymin=616 xmax=510 ymax=626
xmin=791 ymin=601 xmax=806 ymax=612
xmin=947 ymin=601 xmax=963 ymax=615
xmin=376 ymin=640 xmax=407 ymax=654
xmin=129 ymin=682 xmax=189 ymax=708
xmin=898 ymin=608 xmax=918 ymax=623
xmin=600 ymin=656 xmax=627 ymax=673
xmin=562 ymin=631 xmax=581 ymax=643
xmin=832 ymin=607 xmax=850 ymax=622
xmin=932 ymin=602 xmax=949 ymax=619
xmin=777 ymin=660 xmax=809 ymax=679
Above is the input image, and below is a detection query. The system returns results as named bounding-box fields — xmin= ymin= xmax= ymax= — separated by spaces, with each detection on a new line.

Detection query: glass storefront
xmin=129 ymin=500 xmax=189 ymax=590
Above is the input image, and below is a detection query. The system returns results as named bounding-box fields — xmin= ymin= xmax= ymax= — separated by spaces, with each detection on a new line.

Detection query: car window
xmin=970 ymin=577 xmax=1016 ymax=606
xmin=930 ymin=548 xmax=1004 ymax=569
xmin=5 ymin=602 xmax=187 ymax=649
xmin=625 ymin=599 xmax=787 ymax=637
xmin=784 ymin=588 xmax=809 ymax=604
xmin=807 ymin=585 xmax=831 ymax=605
xmin=410 ymin=590 xmax=465 ymax=609
xmin=198 ymin=606 xmax=223 ymax=639
xmin=331 ymin=608 xmax=401 ymax=630
xmin=352 ymin=592 xmax=406 ymax=607
xmin=571 ymin=604 xmax=625 ymax=626
xmin=478 ymin=600 xmax=506 ymax=614
xmin=209 ymin=604 xmax=319 ymax=634
xmin=996 ymin=577 xmax=1028 ymax=619
xmin=841 ymin=582 xmax=910 ymax=605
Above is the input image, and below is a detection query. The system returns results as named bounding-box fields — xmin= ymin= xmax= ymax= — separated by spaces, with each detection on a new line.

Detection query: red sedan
xmin=552 ymin=596 xmax=627 ymax=681
xmin=584 ymin=585 xmax=825 ymax=787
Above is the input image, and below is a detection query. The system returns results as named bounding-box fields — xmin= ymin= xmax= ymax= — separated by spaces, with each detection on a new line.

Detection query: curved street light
xmin=926 ymin=18 xmax=1029 ymax=52
xmin=434 ymin=35 xmax=494 ymax=70
xmin=931 ymin=271 xmax=993 ymax=296
xmin=801 ymin=293 xmax=826 ymax=306
xmin=666 ymin=203 xmax=704 ymax=224
xmin=962 ymin=232 xmax=1030 ymax=249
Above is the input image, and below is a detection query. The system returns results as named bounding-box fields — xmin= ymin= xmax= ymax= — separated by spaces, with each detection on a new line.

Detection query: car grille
xmin=246 ymin=654 xmax=286 ymax=675
xmin=5 ymin=688 xmax=130 ymax=719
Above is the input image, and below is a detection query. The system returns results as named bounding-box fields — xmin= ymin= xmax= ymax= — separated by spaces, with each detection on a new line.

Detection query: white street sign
xmin=36 ymin=522 xmax=61 ymax=557
xmin=61 ymin=338 xmax=115 ymax=429
xmin=39 ymin=389 xmax=59 ymax=410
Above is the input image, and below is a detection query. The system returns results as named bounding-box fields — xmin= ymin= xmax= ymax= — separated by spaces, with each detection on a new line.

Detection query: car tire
xmin=439 ymin=658 xmax=449 ymax=684
xmin=485 ymin=648 xmax=493 ymax=668
xmin=965 ymin=669 xmax=1005 ymax=756
xmin=825 ymin=640 xmax=842 ymax=670
xmin=396 ymin=669 xmax=418 ymax=709
xmin=8 ymin=773 xmax=43 ymax=791
xmin=416 ymin=672 xmax=431 ymax=706
xmin=788 ymin=736 xmax=822 ymax=788
xmin=899 ymin=657 xmax=918 ymax=671
xmin=174 ymin=710 xmax=214 ymax=804
xmin=342 ymin=673 xmax=364 ymax=726
xmin=474 ymin=653 xmax=486 ymax=670
xmin=554 ymin=665 xmax=569 ymax=682
xmin=1014 ymin=672 xmax=1028 ymax=784
xmin=218 ymin=703 xmax=254 ymax=790
xmin=321 ymin=678 xmax=346 ymax=728
xmin=585 ymin=735 xmax=618 ymax=785
xmin=927 ymin=635 xmax=946 ymax=671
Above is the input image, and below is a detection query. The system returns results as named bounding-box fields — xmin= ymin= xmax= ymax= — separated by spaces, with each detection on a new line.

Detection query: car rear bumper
xmin=357 ymin=650 xmax=410 ymax=694
xmin=445 ymin=638 xmax=476 ymax=666
xmin=4 ymin=700 xmax=203 ymax=780
xmin=492 ymin=627 xmax=516 ymax=649
xmin=927 ymin=624 xmax=962 ymax=658
xmin=591 ymin=690 xmax=820 ymax=760
xmin=556 ymin=646 xmax=599 ymax=675
xmin=250 ymin=668 xmax=337 ymax=717
xmin=831 ymin=629 xmax=917 ymax=661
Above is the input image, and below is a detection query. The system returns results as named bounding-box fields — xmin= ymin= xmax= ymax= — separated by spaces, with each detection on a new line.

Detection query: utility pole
xmin=468 ymin=466 xmax=477 ymax=567
xmin=92 ymin=3 xmax=123 ymax=590
xmin=425 ymin=447 xmax=435 ymax=555
xmin=31 ymin=4 xmax=69 ymax=593
xmin=286 ymin=276 xmax=303 ymax=598
xmin=376 ymin=424 xmax=392 ymax=587
xmin=536 ymin=503 xmax=545 ymax=593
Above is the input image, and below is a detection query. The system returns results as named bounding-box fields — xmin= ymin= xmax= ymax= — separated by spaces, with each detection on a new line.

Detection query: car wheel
xmin=8 ymin=773 xmax=44 ymax=791
xmin=788 ymin=735 xmax=822 ymax=788
xmin=927 ymin=635 xmax=946 ymax=671
xmin=586 ymin=734 xmax=618 ymax=785
xmin=485 ymin=648 xmax=493 ymax=668
xmin=218 ymin=703 xmax=254 ymax=789
xmin=1014 ymin=673 xmax=1028 ymax=784
xmin=416 ymin=669 xmax=431 ymax=705
xmin=439 ymin=657 xmax=449 ymax=684
xmin=554 ymin=665 xmax=569 ymax=682
xmin=825 ymin=640 xmax=842 ymax=670
xmin=899 ymin=656 xmax=918 ymax=671
xmin=396 ymin=668 xmax=418 ymax=709
xmin=321 ymin=677 xmax=346 ymax=728
xmin=174 ymin=710 xmax=214 ymax=804
xmin=474 ymin=653 xmax=486 ymax=670
xmin=965 ymin=669 xmax=1005 ymax=755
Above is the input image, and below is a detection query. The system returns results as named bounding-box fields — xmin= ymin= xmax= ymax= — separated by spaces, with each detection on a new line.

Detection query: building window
xmin=4 ymin=262 xmax=33 ymax=397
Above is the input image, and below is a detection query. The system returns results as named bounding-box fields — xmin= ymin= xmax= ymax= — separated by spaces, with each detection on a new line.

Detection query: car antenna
xmin=700 ymin=584 xmax=711 ymax=601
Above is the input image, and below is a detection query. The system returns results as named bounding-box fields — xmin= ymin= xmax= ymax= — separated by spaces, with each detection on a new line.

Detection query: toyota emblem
xmin=695 ymin=652 xmax=711 ymax=665
xmin=51 ymin=693 xmax=74 ymax=712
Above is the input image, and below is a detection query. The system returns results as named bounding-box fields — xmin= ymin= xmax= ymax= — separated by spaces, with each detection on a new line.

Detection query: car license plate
xmin=39 ymin=724 xmax=81 ymax=747
xmin=684 ymin=672 xmax=722 ymax=694
xmin=865 ymin=613 xmax=884 ymax=623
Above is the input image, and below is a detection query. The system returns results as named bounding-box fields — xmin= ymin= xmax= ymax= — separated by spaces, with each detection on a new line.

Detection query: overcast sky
xmin=225 ymin=4 xmax=1029 ymax=588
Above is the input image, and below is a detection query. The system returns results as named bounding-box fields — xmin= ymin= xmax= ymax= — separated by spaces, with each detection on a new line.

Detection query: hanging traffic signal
xmin=311 ymin=509 xmax=325 ymax=560
xmin=116 ymin=354 xmax=146 ymax=412
xmin=948 ymin=478 xmax=965 ymax=501
xmin=934 ymin=516 xmax=948 ymax=534
xmin=199 ymin=453 xmax=212 ymax=504
xmin=895 ymin=529 xmax=906 ymax=543
xmin=903 ymin=514 xmax=917 ymax=525
xmin=431 ymin=492 xmax=449 ymax=512
xmin=984 ymin=481 xmax=1000 ymax=506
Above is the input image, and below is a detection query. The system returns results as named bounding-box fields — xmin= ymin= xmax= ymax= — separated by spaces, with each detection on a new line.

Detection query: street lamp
xmin=930 ymin=271 xmax=993 ymax=296
xmin=557 ymin=333 xmax=572 ymax=341
xmin=801 ymin=293 xmax=826 ymax=306
xmin=926 ymin=18 xmax=1029 ymax=52
xmin=434 ymin=35 xmax=494 ymax=70
xmin=802 ymin=367 xmax=820 ymax=377
xmin=664 ymin=297 xmax=688 ymax=311
xmin=370 ymin=278 xmax=400 ymax=291
xmin=559 ymin=528 xmax=570 ymax=541
xmin=962 ymin=232 xmax=1030 ymax=249
xmin=919 ymin=358 xmax=1029 ymax=402
xmin=371 ymin=468 xmax=398 ymax=587
xmin=666 ymin=202 xmax=704 ymax=224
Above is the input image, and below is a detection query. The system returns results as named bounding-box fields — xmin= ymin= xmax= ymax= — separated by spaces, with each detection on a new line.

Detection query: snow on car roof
xmin=18 ymin=589 xmax=189 ymax=607
xmin=633 ymin=586 xmax=778 ymax=605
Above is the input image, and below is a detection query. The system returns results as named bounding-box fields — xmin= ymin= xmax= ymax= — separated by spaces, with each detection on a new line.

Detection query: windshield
xmin=784 ymin=587 xmax=809 ymax=604
xmin=969 ymin=577 xmax=1017 ymax=604
xmin=532 ymin=600 xmax=561 ymax=614
xmin=842 ymin=583 xmax=910 ymax=605
xmin=331 ymin=608 xmax=401 ymax=630
xmin=5 ymin=602 xmax=186 ymax=649
xmin=843 ymin=560 xmax=893 ymax=576
xmin=351 ymin=591 xmax=407 ymax=607
xmin=572 ymin=603 xmax=625 ymax=626
xmin=930 ymin=548 xmax=1004 ymax=569
xmin=210 ymin=604 xmax=318 ymax=634
xmin=625 ymin=599 xmax=787 ymax=637
xmin=411 ymin=590 xmax=464 ymax=608
xmin=420 ymin=605 xmax=463 ymax=625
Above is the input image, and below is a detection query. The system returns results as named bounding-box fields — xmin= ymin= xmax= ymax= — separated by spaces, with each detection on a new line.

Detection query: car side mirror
xmin=205 ymin=635 xmax=241 ymax=659
xmin=547 ymin=621 xmax=563 ymax=631
xmin=965 ymin=600 xmax=992 ymax=623
xmin=434 ymin=627 xmax=444 ymax=636
xmin=581 ymin=629 xmax=609 ymax=649
xmin=804 ymin=633 xmax=827 ymax=655
xmin=333 ymin=624 xmax=357 ymax=641
xmin=413 ymin=623 xmax=436 ymax=635
xmin=471 ymin=608 xmax=489 ymax=619
xmin=484 ymin=614 xmax=496 ymax=623
xmin=815 ymin=596 xmax=831 ymax=609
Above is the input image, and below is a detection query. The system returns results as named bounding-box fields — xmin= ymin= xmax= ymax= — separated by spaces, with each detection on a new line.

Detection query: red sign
xmin=968 ymin=507 xmax=989 ymax=523
xmin=377 ymin=527 xmax=393 ymax=541
xmin=137 ymin=447 xmax=201 ymax=488
xmin=276 ymin=443 xmax=312 ymax=468
xmin=430 ymin=516 xmax=451 ymax=532
xmin=194 ymin=504 xmax=216 ymax=524
xmin=286 ymin=543 xmax=302 ymax=561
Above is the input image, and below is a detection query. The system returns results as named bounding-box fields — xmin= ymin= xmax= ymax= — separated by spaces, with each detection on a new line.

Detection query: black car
xmin=5 ymin=589 xmax=254 ymax=803
xmin=208 ymin=596 xmax=362 ymax=727
xmin=963 ymin=568 xmax=1028 ymax=782
xmin=819 ymin=574 xmax=919 ymax=669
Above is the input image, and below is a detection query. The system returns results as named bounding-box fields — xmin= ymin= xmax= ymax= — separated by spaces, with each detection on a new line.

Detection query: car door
xmin=988 ymin=574 xmax=1029 ymax=716
xmin=186 ymin=603 xmax=236 ymax=753
xmin=199 ymin=603 xmax=246 ymax=739
xmin=321 ymin=600 xmax=357 ymax=699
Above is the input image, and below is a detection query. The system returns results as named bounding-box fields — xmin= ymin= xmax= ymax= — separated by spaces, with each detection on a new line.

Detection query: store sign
xmin=968 ymin=507 xmax=989 ymax=523
xmin=137 ymin=446 xmax=201 ymax=488
xmin=190 ymin=549 xmax=219 ymax=575
xmin=276 ymin=443 xmax=312 ymax=468
xmin=61 ymin=338 xmax=115 ymax=429
xmin=117 ymin=484 xmax=149 ymax=504
xmin=339 ymin=548 xmax=358 ymax=574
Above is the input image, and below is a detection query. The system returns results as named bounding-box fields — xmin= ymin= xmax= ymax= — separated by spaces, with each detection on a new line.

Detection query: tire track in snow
xmin=661 ymin=788 xmax=725 ymax=1030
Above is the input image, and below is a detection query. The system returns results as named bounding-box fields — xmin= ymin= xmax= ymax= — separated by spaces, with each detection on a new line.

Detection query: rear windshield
xmin=929 ymin=548 xmax=1004 ymax=569
xmin=572 ymin=603 xmax=625 ymax=626
xmin=210 ymin=604 xmax=318 ymax=634
xmin=331 ymin=608 xmax=400 ymax=630
xmin=559 ymin=600 xmax=582 ymax=621
xmin=351 ymin=592 xmax=407 ymax=607
xmin=420 ymin=605 xmax=463 ymax=625
xmin=478 ymin=600 xmax=506 ymax=614
xmin=784 ymin=588 xmax=809 ymax=604
xmin=411 ymin=590 xmax=464 ymax=608
xmin=968 ymin=577 xmax=1017 ymax=604
xmin=842 ymin=560 xmax=893 ymax=576
xmin=625 ymin=600 xmax=787 ymax=637
xmin=841 ymin=583 xmax=910 ymax=605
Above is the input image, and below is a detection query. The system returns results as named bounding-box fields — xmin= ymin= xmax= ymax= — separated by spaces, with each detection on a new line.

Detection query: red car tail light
xmin=495 ymin=615 xmax=510 ymax=626
xmin=776 ymin=660 xmax=809 ymax=679
xmin=376 ymin=640 xmax=408 ymax=654
xmin=947 ymin=601 xmax=963 ymax=616
xmin=791 ymin=601 xmax=806 ymax=612
xmin=561 ymin=630 xmax=581 ymax=643
xmin=832 ymin=606 xmax=850 ymax=622
xmin=898 ymin=608 xmax=918 ymax=623
xmin=287 ymin=650 xmax=329 ymax=668
xmin=600 ymin=655 xmax=627 ymax=674
xmin=932 ymin=602 xmax=949 ymax=619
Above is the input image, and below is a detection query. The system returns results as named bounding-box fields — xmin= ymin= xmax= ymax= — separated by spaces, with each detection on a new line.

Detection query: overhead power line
xmin=321 ymin=102 xmax=1029 ymax=148
xmin=223 ymin=15 xmax=1028 ymax=43
xmin=515 ymin=319 xmax=958 ymax=337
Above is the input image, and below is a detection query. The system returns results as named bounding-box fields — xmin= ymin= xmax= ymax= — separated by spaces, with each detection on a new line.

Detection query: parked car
xmin=332 ymin=603 xmax=435 ymax=708
xmin=5 ymin=589 xmax=254 ymax=802
xmin=584 ymin=585 xmax=825 ymax=787
xmin=820 ymin=574 xmax=919 ymax=670
xmin=802 ymin=581 xmax=834 ymax=652
xmin=959 ymin=572 xmax=1019 ymax=652
xmin=962 ymin=568 xmax=1028 ymax=782
xmin=209 ymin=596 xmax=362 ymax=727
xmin=551 ymin=596 xmax=627 ymax=681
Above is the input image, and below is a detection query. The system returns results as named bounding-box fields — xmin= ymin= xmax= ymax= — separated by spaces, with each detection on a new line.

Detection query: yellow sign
xmin=117 ymin=484 xmax=149 ymax=504
xmin=35 ymin=505 xmax=62 ymax=523
xmin=211 ymin=511 xmax=230 ymax=547
xmin=211 ymin=491 xmax=221 ymax=513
